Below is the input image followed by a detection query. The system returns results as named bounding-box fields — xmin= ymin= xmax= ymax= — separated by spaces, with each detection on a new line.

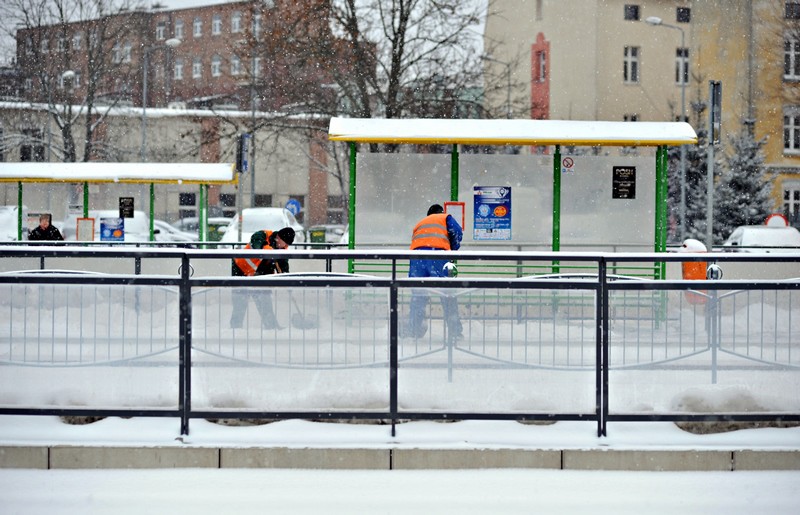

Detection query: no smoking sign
xmin=561 ymin=157 xmax=575 ymax=174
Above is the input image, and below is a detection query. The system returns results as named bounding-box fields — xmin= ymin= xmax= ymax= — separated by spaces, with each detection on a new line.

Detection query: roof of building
xmin=0 ymin=162 xmax=237 ymax=184
xmin=328 ymin=117 xmax=698 ymax=147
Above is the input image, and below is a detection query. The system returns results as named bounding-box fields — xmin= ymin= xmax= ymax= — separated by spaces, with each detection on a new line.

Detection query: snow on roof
xmin=0 ymin=162 xmax=237 ymax=185
xmin=328 ymin=117 xmax=698 ymax=146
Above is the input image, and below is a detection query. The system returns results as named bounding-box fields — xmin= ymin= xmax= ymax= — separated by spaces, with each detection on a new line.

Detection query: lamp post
xmin=645 ymin=16 xmax=687 ymax=240
xmin=141 ymin=38 xmax=181 ymax=162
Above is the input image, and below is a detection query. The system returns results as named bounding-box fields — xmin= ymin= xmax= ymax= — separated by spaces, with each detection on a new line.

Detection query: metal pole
xmin=141 ymin=50 xmax=149 ymax=163
xmin=250 ymin=81 xmax=256 ymax=208
xmin=706 ymin=81 xmax=714 ymax=252
xmin=678 ymin=28 xmax=687 ymax=241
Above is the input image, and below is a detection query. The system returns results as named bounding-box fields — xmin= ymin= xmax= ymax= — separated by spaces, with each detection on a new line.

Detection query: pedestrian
xmin=230 ymin=227 xmax=295 ymax=329
xmin=401 ymin=204 xmax=463 ymax=339
xmin=28 ymin=213 xmax=64 ymax=241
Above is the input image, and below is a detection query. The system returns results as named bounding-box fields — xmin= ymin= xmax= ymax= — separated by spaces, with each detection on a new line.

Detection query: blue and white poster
xmin=100 ymin=217 xmax=125 ymax=242
xmin=473 ymin=186 xmax=511 ymax=240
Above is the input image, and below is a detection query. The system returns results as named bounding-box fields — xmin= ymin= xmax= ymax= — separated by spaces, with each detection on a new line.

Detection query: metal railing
xmin=0 ymin=246 xmax=798 ymax=437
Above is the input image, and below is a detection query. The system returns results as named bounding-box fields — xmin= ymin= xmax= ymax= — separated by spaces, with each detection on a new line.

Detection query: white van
xmin=722 ymin=225 xmax=800 ymax=252
xmin=220 ymin=207 xmax=305 ymax=245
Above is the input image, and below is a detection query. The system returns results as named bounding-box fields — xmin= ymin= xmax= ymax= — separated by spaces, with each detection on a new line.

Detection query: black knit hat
xmin=276 ymin=227 xmax=295 ymax=245
xmin=427 ymin=204 xmax=444 ymax=215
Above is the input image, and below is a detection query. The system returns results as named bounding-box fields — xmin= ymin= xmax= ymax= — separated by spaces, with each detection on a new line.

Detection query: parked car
xmin=153 ymin=219 xmax=199 ymax=243
xmin=171 ymin=216 xmax=233 ymax=242
xmin=62 ymin=210 xmax=152 ymax=242
xmin=722 ymin=225 xmax=800 ymax=252
xmin=219 ymin=207 xmax=305 ymax=245
xmin=0 ymin=205 xmax=28 ymax=241
xmin=307 ymin=224 xmax=346 ymax=244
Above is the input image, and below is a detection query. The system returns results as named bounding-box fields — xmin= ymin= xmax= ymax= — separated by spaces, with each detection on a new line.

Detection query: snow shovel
xmin=273 ymin=261 xmax=316 ymax=329
xmin=289 ymin=294 xmax=316 ymax=330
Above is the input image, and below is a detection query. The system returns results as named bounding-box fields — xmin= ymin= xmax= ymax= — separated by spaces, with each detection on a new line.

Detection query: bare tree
xmin=0 ymin=0 xmax=147 ymax=163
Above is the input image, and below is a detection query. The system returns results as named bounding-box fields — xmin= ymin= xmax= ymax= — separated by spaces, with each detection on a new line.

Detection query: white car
xmin=219 ymin=207 xmax=305 ymax=245
xmin=722 ymin=225 xmax=800 ymax=252
xmin=62 ymin=210 xmax=152 ymax=242
xmin=153 ymin=219 xmax=199 ymax=243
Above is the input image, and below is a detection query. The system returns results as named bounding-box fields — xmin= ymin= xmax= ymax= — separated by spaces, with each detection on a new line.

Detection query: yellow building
xmin=484 ymin=0 xmax=800 ymax=226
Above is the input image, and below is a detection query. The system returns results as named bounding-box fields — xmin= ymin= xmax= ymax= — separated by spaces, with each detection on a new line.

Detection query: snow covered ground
xmin=1 ymin=416 xmax=799 ymax=514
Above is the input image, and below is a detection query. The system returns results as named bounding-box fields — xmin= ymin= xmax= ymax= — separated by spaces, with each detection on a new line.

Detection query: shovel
xmin=274 ymin=261 xmax=316 ymax=330
xmin=289 ymin=294 xmax=317 ymax=330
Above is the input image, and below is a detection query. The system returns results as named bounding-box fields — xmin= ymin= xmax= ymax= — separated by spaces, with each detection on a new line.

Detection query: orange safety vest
xmin=410 ymin=213 xmax=450 ymax=250
xmin=234 ymin=230 xmax=274 ymax=276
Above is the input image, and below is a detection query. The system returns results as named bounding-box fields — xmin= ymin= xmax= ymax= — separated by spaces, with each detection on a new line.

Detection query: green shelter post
xmin=552 ymin=145 xmax=561 ymax=273
xmin=450 ymin=144 xmax=459 ymax=201
xmin=654 ymin=145 xmax=669 ymax=279
xmin=347 ymin=141 xmax=357 ymax=273
xmin=149 ymin=183 xmax=156 ymax=242
xmin=17 ymin=181 xmax=23 ymax=240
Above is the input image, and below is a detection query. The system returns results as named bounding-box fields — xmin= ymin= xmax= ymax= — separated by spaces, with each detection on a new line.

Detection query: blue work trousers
xmin=407 ymin=257 xmax=461 ymax=337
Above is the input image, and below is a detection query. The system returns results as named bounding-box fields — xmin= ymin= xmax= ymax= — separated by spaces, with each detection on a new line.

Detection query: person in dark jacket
xmin=28 ymin=214 xmax=64 ymax=241
xmin=401 ymin=204 xmax=463 ymax=340
xmin=230 ymin=227 xmax=295 ymax=329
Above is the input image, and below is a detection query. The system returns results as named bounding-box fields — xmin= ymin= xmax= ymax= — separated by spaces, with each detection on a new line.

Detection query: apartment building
xmin=5 ymin=0 xmax=346 ymax=225
xmin=484 ymin=0 xmax=800 ymax=226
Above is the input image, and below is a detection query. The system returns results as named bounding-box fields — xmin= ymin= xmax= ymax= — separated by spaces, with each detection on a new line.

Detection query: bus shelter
xmin=0 ymin=162 xmax=237 ymax=242
xmin=328 ymin=117 xmax=697 ymax=277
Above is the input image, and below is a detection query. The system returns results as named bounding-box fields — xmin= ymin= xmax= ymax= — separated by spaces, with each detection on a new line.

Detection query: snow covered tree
xmin=713 ymin=124 xmax=774 ymax=243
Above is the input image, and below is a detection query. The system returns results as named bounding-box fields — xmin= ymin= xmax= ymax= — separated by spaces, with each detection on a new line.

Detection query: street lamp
xmin=141 ymin=38 xmax=181 ymax=162
xmin=645 ymin=15 xmax=687 ymax=241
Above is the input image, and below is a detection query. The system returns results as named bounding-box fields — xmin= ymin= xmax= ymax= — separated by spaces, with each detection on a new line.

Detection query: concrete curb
xmin=2 ymin=446 xmax=798 ymax=471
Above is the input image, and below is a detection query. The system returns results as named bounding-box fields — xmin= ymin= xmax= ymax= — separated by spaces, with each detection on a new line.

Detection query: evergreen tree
xmin=682 ymin=125 xmax=718 ymax=243
xmin=713 ymin=125 xmax=774 ymax=243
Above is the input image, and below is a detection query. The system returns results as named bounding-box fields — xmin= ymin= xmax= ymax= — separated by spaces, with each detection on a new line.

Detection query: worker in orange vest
xmin=401 ymin=204 xmax=463 ymax=340
xmin=230 ymin=227 xmax=295 ymax=329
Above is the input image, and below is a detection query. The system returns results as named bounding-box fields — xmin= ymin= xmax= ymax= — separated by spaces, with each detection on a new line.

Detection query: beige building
xmin=484 ymin=0 xmax=800 ymax=226
xmin=0 ymin=102 xmax=342 ymax=227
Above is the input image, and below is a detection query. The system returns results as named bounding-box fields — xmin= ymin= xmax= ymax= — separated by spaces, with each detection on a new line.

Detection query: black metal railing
xmin=0 ymin=246 xmax=798 ymax=437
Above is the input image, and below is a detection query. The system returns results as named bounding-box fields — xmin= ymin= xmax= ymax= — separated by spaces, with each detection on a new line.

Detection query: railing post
xmin=179 ymin=253 xmax=192 ymax=435
xmin=389 ymin=260 xmax=398 ymax=437
xmin=597 ymin=256 xmax=609 ymax=437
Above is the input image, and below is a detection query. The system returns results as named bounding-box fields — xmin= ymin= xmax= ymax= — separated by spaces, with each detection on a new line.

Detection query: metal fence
xmin=0 ymin=246 xmax=798 ymax=437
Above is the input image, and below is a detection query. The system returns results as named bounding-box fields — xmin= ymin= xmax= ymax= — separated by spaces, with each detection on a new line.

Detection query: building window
xmin=675 ymin=48 xmax=689 ymax=85
xmin=192 ymin=57 xmax=202 ymax=79
xmin=175 ymin=19 xmax=184 ymax=39
xmin=193 ymin=17 xmax=202 ymax=37
xmin=24 ymin=78 xmax=32 ymax=92
xmin=232 ymin=11 xmax=242 ymax=33
xmin=212 ymin=14 xmax=221 ymax=35
xmin=677 ymin=7 xmax=691 ymax=23
xmin=624 ymin=4 xmax=640 ymax=21
xmin=156 ymin=22 xmax=166 ymax=40
xmin=211 ymin=55 xmax=221 ymax=77
xmin=784 ymin=108 xmax=800 ymax=152
xmin=623 ymin=114 xmax=638 ymax=122
xmin=252 ymin=56 xmax=261 ymax=77
xmin=20 ymin=129 xmax=45 ymax=162
xmin=786 ymin=2 xmax=800 ymax=19
xmin=179 ymin=193 xmax=197 ymax=220
xmin=40 ymin=38 xmax=49 ymax=53
xmin=536 ymin=51 xmax=546 ymax=82
xmin=72 ymin=32 xmax=82 ymax=50
xmin=123 ymin=42 xmax=131 ymax=63
xmin=785 ymin=37 xmax=800 ymax=80
xmin=784 ymin=185 xmax=800 ymax=226
xmin=57 ymin=36 xmax=66 ymax=52
xmin=252 ymin=13 xmax=261 ymax=36
xmin=231 ymin=55 xmax=241 ymax=76
xmin=113 ymin=43 xmax=122 ymax=63
xmin=254 ymin=194 xmax=272 ymax=207
xmin=623 ymin=46 xmax=639 ymax=83
xmin=174 ymin=58 xmax=184 ymax=80
xmin=219 ymin=193 xmax=237 ymax=217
